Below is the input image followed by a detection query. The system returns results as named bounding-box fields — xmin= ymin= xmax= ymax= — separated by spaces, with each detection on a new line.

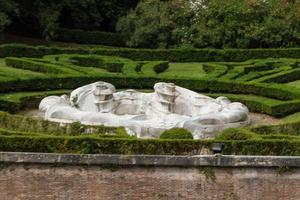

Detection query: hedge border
xmin=2 ymin=44 xmax=300 ymax=62
xmin=0 ymin=130 xmax=299 ymax=155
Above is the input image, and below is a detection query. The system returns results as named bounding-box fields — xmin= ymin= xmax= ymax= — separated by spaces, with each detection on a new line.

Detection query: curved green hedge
xmin=2 ymin=44 xmax=300 ymax=62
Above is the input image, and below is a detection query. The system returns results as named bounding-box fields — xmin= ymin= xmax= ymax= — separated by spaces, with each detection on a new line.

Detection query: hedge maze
xmin=1 ymin=44 xmax=300 ymax=155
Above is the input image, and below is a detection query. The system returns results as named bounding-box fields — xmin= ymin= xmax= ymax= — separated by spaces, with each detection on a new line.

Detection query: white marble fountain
xmin=39 ymin=81 xmax=250 ymax=139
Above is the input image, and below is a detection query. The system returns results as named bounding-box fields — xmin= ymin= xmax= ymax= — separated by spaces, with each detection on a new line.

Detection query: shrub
xmin=70 ymin=121 xmax=84 ymax=135
xmin=153 ymin=61 xmax=169 ymax=74
xmin=216 ymin=128 xmax=259 ymax=140
xmin=135 ymin=62 xmax=145 ymax=73
xmin=160 ymin=128 xmax=193 ymax=140
xmin=105 ymin=62 xmax=124 ymax=73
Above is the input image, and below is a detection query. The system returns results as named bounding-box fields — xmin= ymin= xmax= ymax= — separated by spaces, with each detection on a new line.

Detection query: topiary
xmin=216 ymin=128 xmax=259 ymax=140
xmin=135 ymin=62 xmax=144 ymax=73
xmin=160 ymin=128 xmax=193 ymax=140
xmin=105 ymin=62 xmax=124 ymax=72
xmin=153 ymin=61 xmax=169 ymax=73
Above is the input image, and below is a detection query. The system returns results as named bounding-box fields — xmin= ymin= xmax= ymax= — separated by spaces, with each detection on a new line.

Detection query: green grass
xmin=161 ymin=62 xmax=206 ymax=78
xmin=0 ymin=90 xmax=71 ymax=103
xmin=286 ymin=80 xmax=300 ymax=88
xmin=284 ymin=112 xmax=300 ymax=122
xmin=2 ymin=56 xmax=300 ymax=85
xmin=0 ymin=59 xmax=46 ymax=80
xmin=1 ymin=56 xmax=210 ymax=80
xmin=206 ymin=93 xmax=283 ymax=104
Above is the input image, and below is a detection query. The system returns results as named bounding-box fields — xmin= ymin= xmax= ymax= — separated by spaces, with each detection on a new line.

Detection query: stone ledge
xmin=1 ymin=152 xmax=300 ymax=167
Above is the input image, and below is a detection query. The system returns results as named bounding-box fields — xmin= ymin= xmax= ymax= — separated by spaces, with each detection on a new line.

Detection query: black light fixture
xmin=211 ymin=143 xmax=224 ymax=154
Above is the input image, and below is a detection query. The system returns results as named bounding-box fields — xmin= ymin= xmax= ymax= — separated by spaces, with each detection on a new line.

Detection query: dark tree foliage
xmin=0 ymin=0 xmax=18 ymax=32
xmin=4 ymin=0 xmax=139 ymax=38
xmin=193 ymin=0 xmax=300 ymax=48
xmin=59 ymin=0 xmax=138 ymax=31
xmin=117 ymin=0 xmax=300 ymax=48
xmin=117 ymin=0 xmax=195 ymax=48
xmin=1 ymin=0 xmax=300 ymax=48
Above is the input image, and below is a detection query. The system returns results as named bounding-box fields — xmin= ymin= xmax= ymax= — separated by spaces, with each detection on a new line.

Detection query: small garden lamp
xmin=211 ymin=143 xmax=224 ymax=154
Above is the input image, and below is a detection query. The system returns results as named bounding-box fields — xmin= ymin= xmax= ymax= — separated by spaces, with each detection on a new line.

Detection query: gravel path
xmin=249 ymin=113 xmax=282 ymax=126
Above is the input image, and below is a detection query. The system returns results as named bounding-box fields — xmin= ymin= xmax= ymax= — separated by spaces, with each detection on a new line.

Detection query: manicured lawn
xmin=286 ymin=80 xmax=300 ymax=89
xmin=284 ymin=112 xmax=300 ymax=122
xmin=0 ymin=58 xmax=46 ymax=80
xmin=160 ymin=62 xmax=206 ymax=78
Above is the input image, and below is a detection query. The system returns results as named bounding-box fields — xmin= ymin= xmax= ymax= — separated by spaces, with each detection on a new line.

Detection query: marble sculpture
xmin=39 ymin=81 xmax=250 ymax=139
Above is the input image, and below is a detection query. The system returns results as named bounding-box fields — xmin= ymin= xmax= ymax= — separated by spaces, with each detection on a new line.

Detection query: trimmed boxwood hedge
xmin=251 ymin=121 xmax=300 ymax=136
xmin=260 ymin=68 xmax=300 ymax=83
xmin=216 ymin=128 xmax=260 ymax=140
xmin=160 ymin=128 xmax=193 ymax=140
xmin=0 ymin=111 xmax=300 ymax=155
xmin=2 ymin=44 xmax=300 ymax=62
xmin=153 ymin=61 xmax=169 ymax=74
xmin=0 ymin=130 xmax=299 ymax=155
xmin=1 ymin=73 xmax=299 ymax=100
xmin=6 ymin=57 xmax=66 ymax=74
xmin=0 ymin=111 xmax=127 ymax=136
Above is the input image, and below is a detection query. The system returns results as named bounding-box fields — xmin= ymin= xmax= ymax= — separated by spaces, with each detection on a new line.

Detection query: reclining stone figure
xmin=39 ymin=81 xmax=250 ymax=139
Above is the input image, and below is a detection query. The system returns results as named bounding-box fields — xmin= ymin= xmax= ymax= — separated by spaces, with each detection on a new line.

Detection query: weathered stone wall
xmin=0 ymin=153 xmax=300 ymax=200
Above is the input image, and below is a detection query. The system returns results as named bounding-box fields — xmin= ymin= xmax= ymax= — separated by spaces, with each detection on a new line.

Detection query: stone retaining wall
xmin=0 ymin=152 xmax=300 ymax=200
